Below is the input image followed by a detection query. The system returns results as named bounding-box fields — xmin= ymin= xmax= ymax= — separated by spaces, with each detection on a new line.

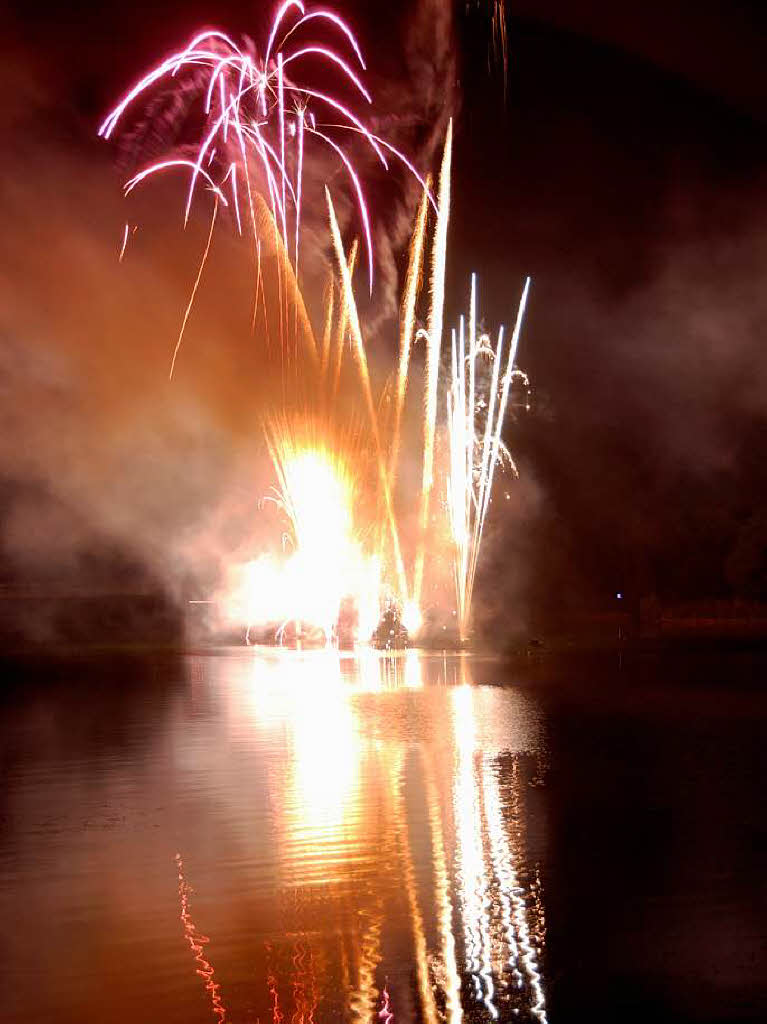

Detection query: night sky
xmin=3 ymin=1 xmax=767 ymax=636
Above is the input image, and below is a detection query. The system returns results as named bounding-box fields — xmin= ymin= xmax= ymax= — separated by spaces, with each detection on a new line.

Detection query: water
xmin=1 ymin=648 xmax=765 ymax=1023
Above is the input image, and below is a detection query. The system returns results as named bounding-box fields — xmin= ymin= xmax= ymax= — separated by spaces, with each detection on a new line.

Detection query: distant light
xmin=616 ymin=592 xmax=622 ymax=600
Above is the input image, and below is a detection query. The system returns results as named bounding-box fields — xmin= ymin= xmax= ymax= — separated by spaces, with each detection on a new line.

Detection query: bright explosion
xmin=226 ymin=434 xmax=381 ymax=646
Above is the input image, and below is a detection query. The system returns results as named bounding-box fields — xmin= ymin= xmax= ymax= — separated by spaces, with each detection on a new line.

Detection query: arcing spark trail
xmin=100 ymin=0 xmax=431 ymax=376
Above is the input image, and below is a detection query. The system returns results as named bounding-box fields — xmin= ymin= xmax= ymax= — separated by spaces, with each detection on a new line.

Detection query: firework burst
xmin=101 ymin=0 xmax=434 ymax=377
xmin=447 ymin=274 xmax=531 ymax=639
xmin=228 ymin=414 xmax=382 ymax=646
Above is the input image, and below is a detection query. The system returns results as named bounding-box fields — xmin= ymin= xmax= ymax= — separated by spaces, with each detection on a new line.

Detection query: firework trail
xmin=468 ymin=277 xmax=530 ymax=592
xmin=117 ymin=223 xmax=139 ymax=263
xmin=118 ymin=223 xmax=129 ymax=262
xmin=413 ymin=120 xmax=452 ymax=611
xmin=101 ymin=3 xmax=379 ymax=282
xmin=101 ymin=1 xmax=431 ymax=376
xmin=329 ymin=239 xmax=359 ymax=400
xmin=253 ymin=191 xmax=318 ymax=368
xmin=447 ymin=276 xmax=531 ymax=638
xmin=319 ymin=272 xmax=335 ymax=376
xmin=388 ymin=176 xmax=431 ymax=489
xmin=492 ymin=0 xmax=509 ymax=102
xmin=170 ymin=197 xmax=219 ymax=380
xmin=326 ymin=189 xmax=408 ymax=607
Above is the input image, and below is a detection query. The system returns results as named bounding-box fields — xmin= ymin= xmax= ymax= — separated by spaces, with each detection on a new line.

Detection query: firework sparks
xmin=326 ymin=189 xmax=409 ymax=608
xmin=117 ymin=222 xmax=138 ymax=263
xmin=388 ymin=176 xmax=431 ymax=490
xmin=101 ymin=2 xmax=440 ymax=380
xmin=101 ymin=1 xmax=433 ymax=372
xmin=492 ymin=0 xmax=509 ymax=102
xmin=329 ymin=239 xmax=359 ymax=399
xmin=446 ymin=275 xmax=531 ymax=639
xmin=118 ymin=222 xmax=129 ymax=262
xmin=413 ymin=121 xmax=452 ymax=612
xmin=170 ymin=196 xmax=219 ymax=380
xmin=319 ymin=270 xmax=335 ymax=375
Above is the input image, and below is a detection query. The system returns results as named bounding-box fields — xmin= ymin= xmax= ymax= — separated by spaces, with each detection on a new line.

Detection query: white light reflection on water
xmin=452 ymin=679 xmax=548 ymax=1023
xmin=453 ymin=683 xmax=496 ymax=1016
xmin=190 ymin=648 xmax=548 ymax=1022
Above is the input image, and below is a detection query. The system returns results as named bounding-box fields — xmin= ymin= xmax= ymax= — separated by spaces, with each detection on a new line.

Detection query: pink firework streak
xmin=100 ymin=2 xmax=425 ymax=298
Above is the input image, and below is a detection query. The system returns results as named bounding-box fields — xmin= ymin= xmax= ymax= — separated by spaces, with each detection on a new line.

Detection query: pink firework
xmin=100 ymin=2 xmax=428 ymax=295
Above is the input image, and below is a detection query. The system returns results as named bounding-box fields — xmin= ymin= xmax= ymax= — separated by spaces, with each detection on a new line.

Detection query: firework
xmin=491 ymin=0 xmax=509 ymax=102
xmin=326 ymin=190 xmax=409 ymax=607
xmin=101 ymin=1 xmax=432 ymax=375
xmin=388 ymin=175 xmax=431 ymax=489
xmin=101 ymin=4 xmax=378 ymax=278
xmin=412 ymin=121 xmax=452 ymax=612
xmin=328 ymin=239 xmax=359 ymax=399
xmin=225 ymin=415 xmax=381 ymax=646
xmin=170 ymin=196 xmax=219 ymax=379
xmin=447 ymin=275 xmax=531 ymax=639
xmin=104 ymin=6 xmax=532 ymax=648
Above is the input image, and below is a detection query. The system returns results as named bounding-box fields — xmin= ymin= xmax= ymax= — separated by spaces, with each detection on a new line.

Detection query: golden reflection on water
xmin=194 ymin=649 xmax=547 ymax=1022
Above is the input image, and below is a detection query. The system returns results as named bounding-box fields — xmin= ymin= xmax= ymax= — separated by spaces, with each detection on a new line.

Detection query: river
xmin=1 ymin=647 xmax=765 ymax=1022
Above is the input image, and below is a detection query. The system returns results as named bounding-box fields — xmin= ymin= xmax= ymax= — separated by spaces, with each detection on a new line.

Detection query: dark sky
xmin=3 ymin=1 xmax=767 ymax=628
xmin=453 ymin=2 xmax=767 ymax=618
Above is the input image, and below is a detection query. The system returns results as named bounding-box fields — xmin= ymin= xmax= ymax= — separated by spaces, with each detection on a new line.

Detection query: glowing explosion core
xmin=229 ymin=429 xmax=381 ymax=646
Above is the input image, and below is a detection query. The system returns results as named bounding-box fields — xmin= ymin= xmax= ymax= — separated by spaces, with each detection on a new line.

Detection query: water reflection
xmin=176 ymin=853 xmax=228 ymax=1022
xmin=5 ymin=650 xmax=764 ymax=1024
xmin=185 ymin=648 xmax=547 ymax=1023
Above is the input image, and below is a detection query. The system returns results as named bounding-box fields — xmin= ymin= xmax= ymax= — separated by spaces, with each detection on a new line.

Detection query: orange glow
xmin=213 ymin=652 xmax=548 ymax=1018
xmin=401 ymin=599 xmax=422 ymax=634
xmin=222 ymin=424 xmax=381 ymax=643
